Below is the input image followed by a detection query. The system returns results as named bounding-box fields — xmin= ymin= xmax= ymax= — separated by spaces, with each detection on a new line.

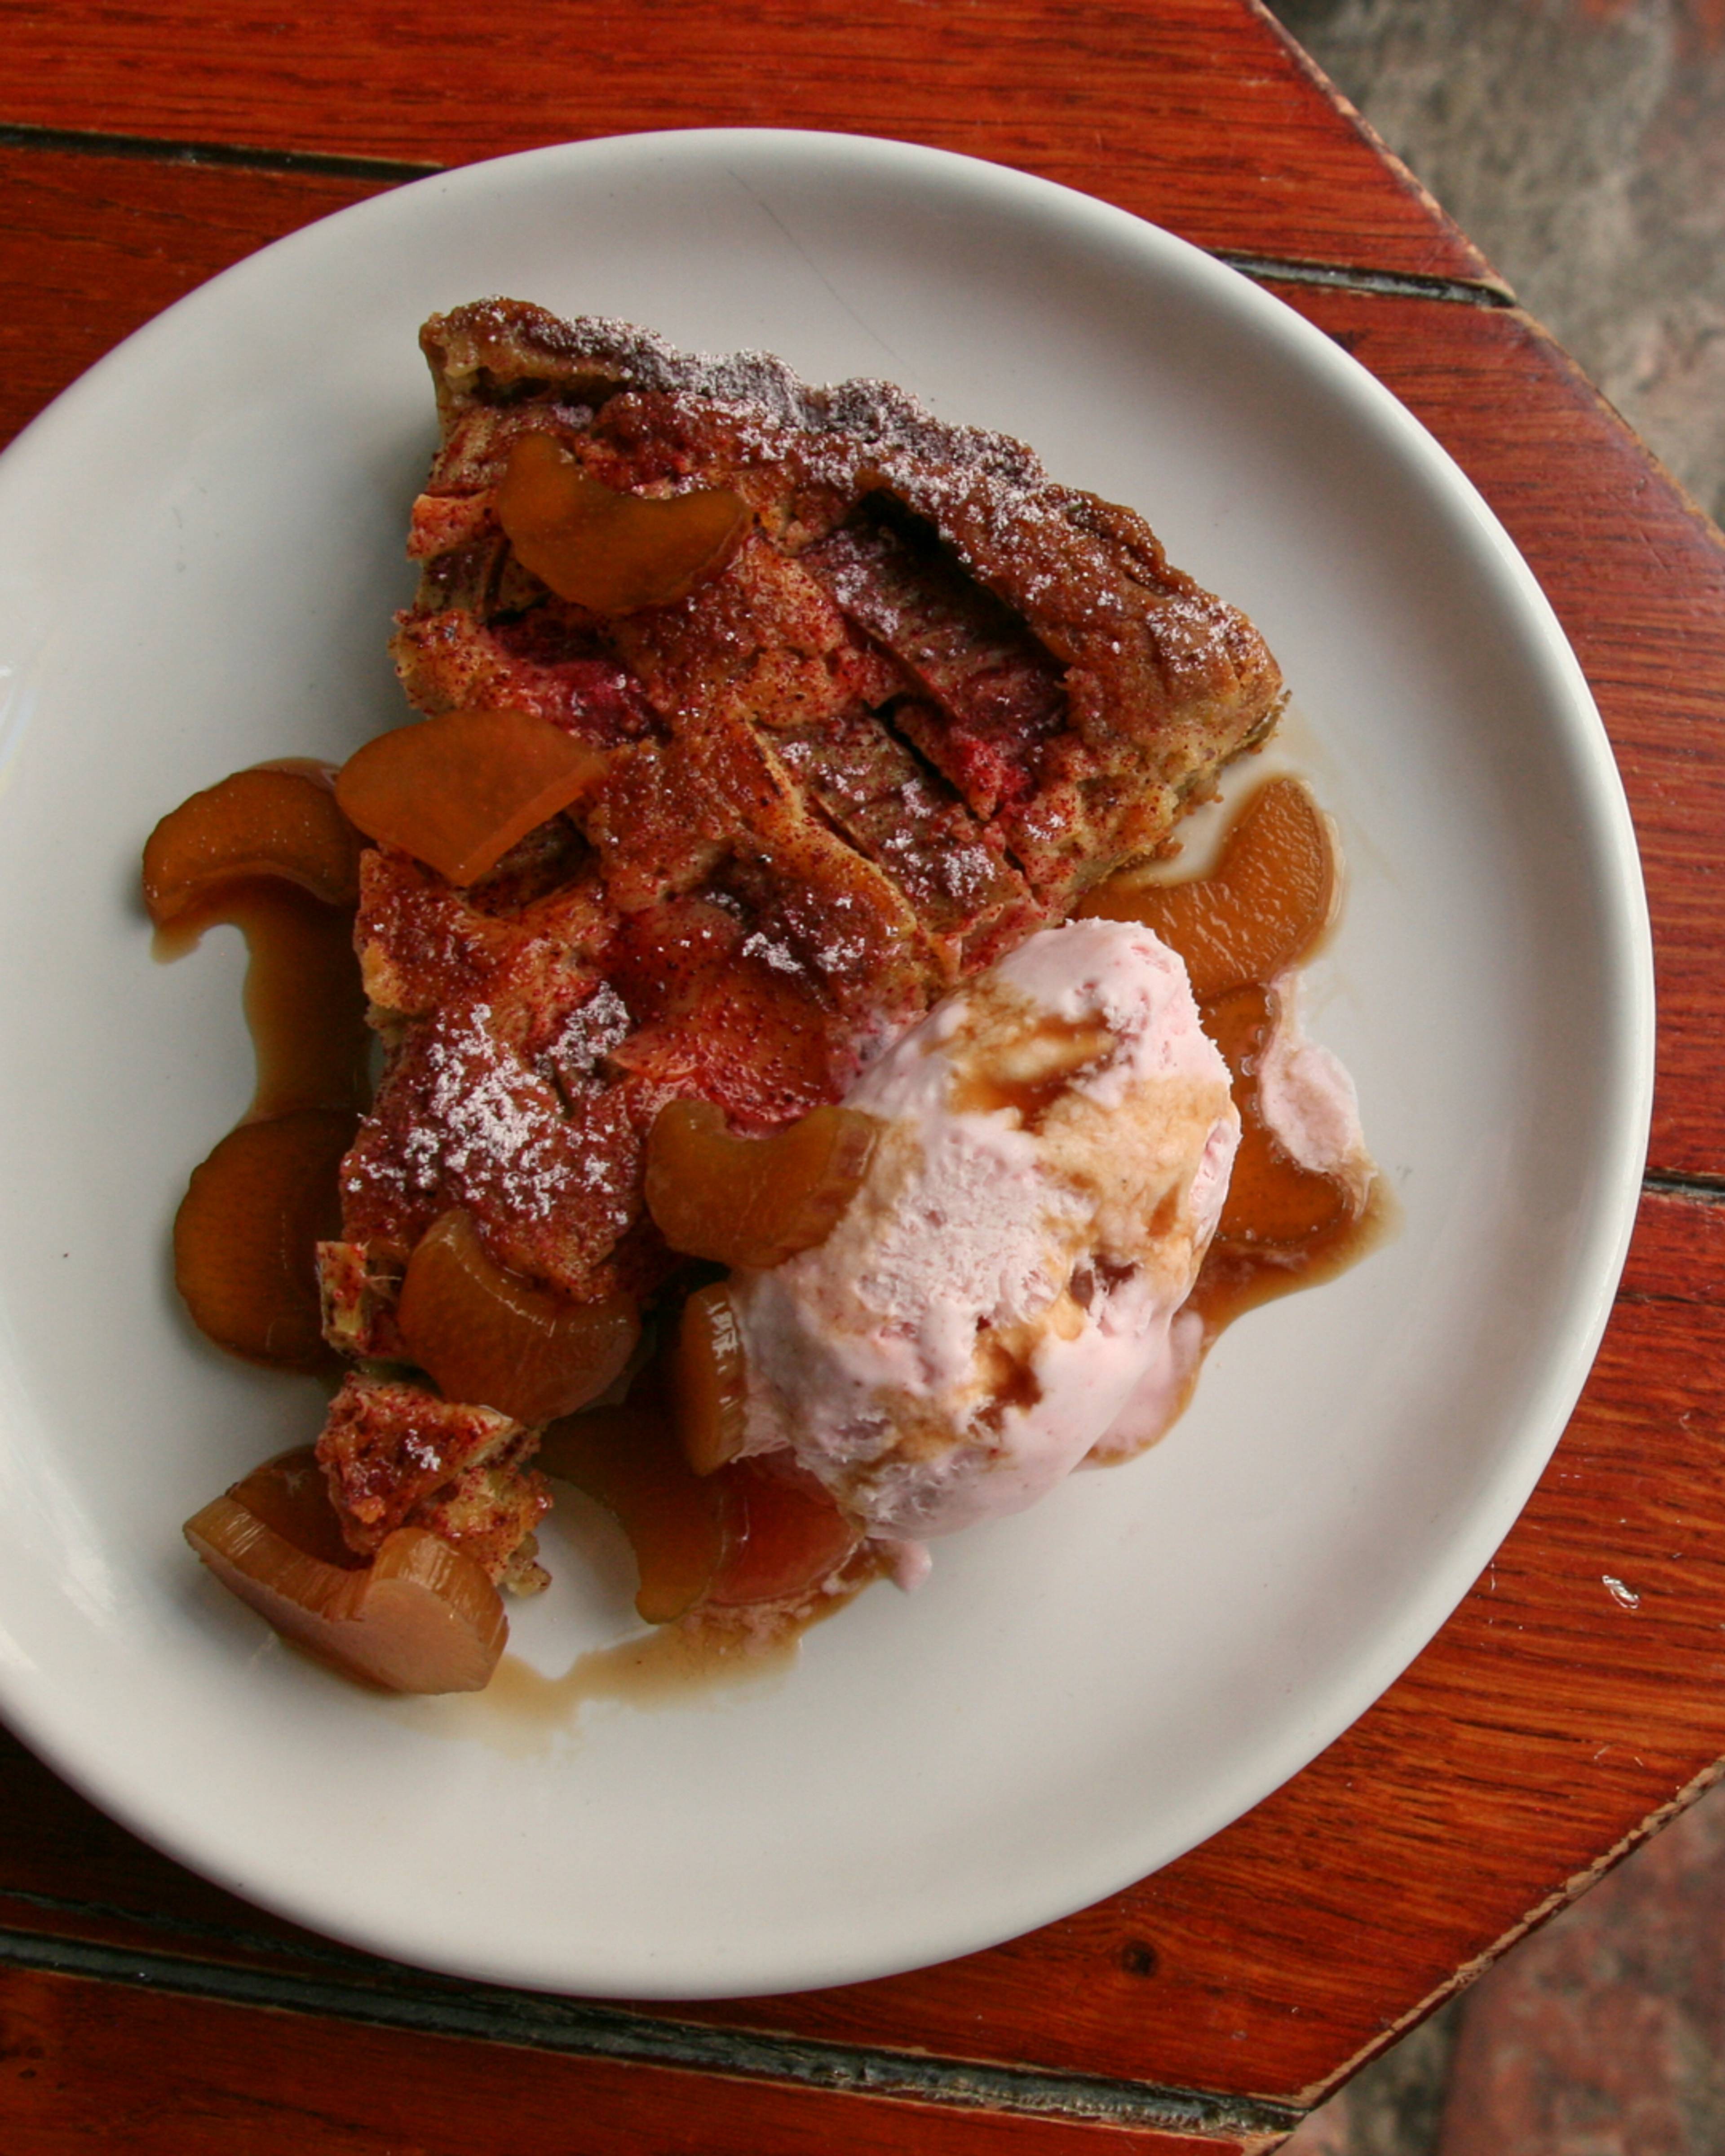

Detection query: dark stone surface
xmin=1436 ymin=1785 xmax=1725 ymax=2155
xmin=1280 ymin=2001 xmax=1462 ymax=2153
xmin=1267 ymin=0 xmax=1725 ymax=526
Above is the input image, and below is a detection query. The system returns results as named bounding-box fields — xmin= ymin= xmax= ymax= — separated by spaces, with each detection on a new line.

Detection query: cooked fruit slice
xmin=540 ymin=1383 xmax=728 ymax=1624
xmin=173 ymin=1109 xmax=356 ymax=1370
xmin=185 ymin=1446 xmax=507 ymax=1693
xmin=543 ymin=1383 xmax=862 ymax=1620
xmin=396 ymin=1209 xmax=639 ymax=1423
xmin=496 ymin=432 xmax=749 ymax=614
xmin=645 ymin=1099 xmax=877 ymax=1269
xmin=143 ymin=761 xmax=365 ymax=926
xmin=1203 ymin=985 xmax=1354 ymax=1246
xmin=706 ymin=1457 xmax=862 ymax=1609
xmin=1079 ymin=777 xmax=1336 ymax=1000
xmin=672 ymin=1282 xmax=749 ymax=1474
xmin=335 ymin=707 xmax=606 ymax=887
xmin=228 ymin=1443 xmax=358 ymax=1563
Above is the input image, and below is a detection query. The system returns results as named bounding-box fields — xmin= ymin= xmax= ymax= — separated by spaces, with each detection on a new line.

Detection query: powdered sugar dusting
xmin=395 ymin=1003 xmax=571 ymax=1223
xmin=740 ymin=929 xmax=804 ymax=976
xmin=548 ymin=980 xmax=630 ymax=1078
xmin=501 ymin=307 xmax=1048 ymax=506
xmin=438 ymin=300 xmax=1206 ymax=654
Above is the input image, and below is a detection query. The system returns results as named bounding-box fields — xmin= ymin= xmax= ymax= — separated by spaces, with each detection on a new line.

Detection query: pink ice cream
xmin=1258 ymin=973 xmax=1371 ymax=1190
xmin=1079 ymin=965 xmax=1373 ymax=1468
xmin=728 ymin=919 xmax=1242 ymax=1543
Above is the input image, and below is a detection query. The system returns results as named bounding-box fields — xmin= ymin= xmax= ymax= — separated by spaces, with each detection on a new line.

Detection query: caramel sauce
xmin=1084 ymin=775 xmax=1381 ymax=1359
xmin=950 ymin=1014 xmax=1114 ymax=1128
xmin=389 ymin=1566 xmax=881 ymax=1755
xmin=156 ymin=879 xmax=371 ymax=1120
xmin=494 ymin=1626 xmax=799 ymax=1723
xmin=1188 ymin=981 xmax=1380 ymax=1343
xmin=155 ymin=813 xmax=372 ymax=1368
xmin=1205 ymin=983 xmax=1355 ymax=1248
xmin=387 ymin=1626 xmax=801 ymax=1758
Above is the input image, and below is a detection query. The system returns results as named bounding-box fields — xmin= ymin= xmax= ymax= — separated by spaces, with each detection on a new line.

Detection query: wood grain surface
xmin=0 ymin=0 xmax=1499 ymax=289
xmin=0 ymin=1964 xmax=1263 ymax=2156
xmin=4 ymin=1 xmax=1724 ymax=2147
xmin=0 ymin=150 xmax=386 ymax=455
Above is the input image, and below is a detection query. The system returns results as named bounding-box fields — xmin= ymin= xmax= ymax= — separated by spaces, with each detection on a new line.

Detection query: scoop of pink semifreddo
xmin=728 ymin=919 xmax=1245 ymax=1545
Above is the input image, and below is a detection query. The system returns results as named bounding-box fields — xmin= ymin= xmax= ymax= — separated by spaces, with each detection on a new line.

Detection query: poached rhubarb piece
xmin=335 ymin=706 xmax=608 ymax=887
xmin=311 ymin=301 xmax=1286 ymax=1609
xmin=185 ymin=1448 xmax=506 ymax=1695
xmin=539 ymin=1373 xmax=865 ymax=1625
xmin=644 ymin=1099 xmax=878 ymax=1271
xmin=144 ymin=761 xmax=365 ymax=924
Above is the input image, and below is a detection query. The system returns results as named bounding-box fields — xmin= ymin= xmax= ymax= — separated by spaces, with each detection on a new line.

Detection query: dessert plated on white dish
xmin=0 ymin=128 xmax=1651 ymax=1999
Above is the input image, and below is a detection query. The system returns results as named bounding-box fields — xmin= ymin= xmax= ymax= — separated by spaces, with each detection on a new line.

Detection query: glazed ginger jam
xmin=150 ymin=742 xmax=1375 ymax=1696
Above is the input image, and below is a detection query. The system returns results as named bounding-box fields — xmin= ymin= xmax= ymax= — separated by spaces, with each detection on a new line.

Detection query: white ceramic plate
xmin=0 ymin=129 xmax=1652 ymax=1999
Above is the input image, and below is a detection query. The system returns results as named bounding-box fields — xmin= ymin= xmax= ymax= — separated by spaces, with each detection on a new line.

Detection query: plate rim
xmin=0 ymin=124 xmax=1656 ymax=1999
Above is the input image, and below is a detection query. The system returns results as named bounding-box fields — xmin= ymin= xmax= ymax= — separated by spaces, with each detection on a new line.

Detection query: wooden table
xmin=5 ymin=4 xmax=1724 ymax=2149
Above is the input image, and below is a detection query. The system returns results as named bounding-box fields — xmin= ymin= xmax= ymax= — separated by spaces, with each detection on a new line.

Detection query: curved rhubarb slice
xmin=540 ymin=1383 xmax=727 ymax=1624
xmin=335 ymin=707 xmax=606 ymax=887
xmin=543 ymin=1385 xmax=862 ymax=1620
xmin=645 ymin=1100 xmax=877 ymax=1269
xmin=397 ymin=1208 xmax=638 ymax=1423
xmin=173 ymin=1109 xmax=356 ymax=1370
xmin=143 ymin=762 xmax=364 ymax=927
xmin=706 ymin=1457 xmax=862 ymax=1609
xmin=496 ymin=433 xmax=750 ymax=614
xmin=186 ymin=1447 xmax=506 ymax=1693
xmin=1079 ymin=777 xmax=1336 ymax=1001
xmin=672 ymin=1282 xmax=750 ymax=1474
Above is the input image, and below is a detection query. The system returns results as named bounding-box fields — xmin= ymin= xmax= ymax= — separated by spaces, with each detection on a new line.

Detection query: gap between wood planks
xmin=0 ymin=118 xmax=434 ymax=182
xmin=0 ymin=1909 xmax=1303 ymax=2143
xmin=0 ymin=116 xmax=1515 ymax=314
xmin=1643 ymin=1169 xmax=1725 ymax=1205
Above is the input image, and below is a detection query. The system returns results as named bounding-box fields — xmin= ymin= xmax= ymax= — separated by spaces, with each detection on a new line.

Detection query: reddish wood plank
xmin=0 ymin=1966 xmax=1254 ymax=2156
xmin=0 ymin=0 xmax=1499 ymax=286
xmin=0 ymin=150 xmax=387 ymax=453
